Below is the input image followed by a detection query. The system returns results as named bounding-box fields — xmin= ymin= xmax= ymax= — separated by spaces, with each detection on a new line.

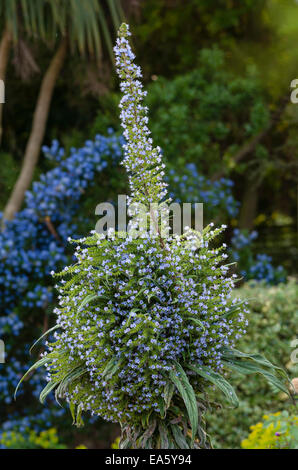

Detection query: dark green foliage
xmin=131 ymin=0 xmax=270 ymax=76
xmin=91 ymin=47 xmax=269 ymax=177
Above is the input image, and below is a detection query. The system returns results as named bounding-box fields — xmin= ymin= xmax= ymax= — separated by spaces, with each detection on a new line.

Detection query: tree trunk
xmin=3 ymin=37 xmax=67 ymax=221
xmin=0 ymin=26 xmax=12 ymax=145
xmin=238 ymin=180 xmax=259 ymax=230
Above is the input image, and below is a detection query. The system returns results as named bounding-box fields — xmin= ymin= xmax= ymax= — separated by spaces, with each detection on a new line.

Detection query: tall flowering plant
xmin=17 ymin=24 xmax=293 ymax=449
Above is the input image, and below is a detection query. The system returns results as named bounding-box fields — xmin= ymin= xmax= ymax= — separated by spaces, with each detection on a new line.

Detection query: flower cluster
xmin=246 ymin=254 xmax=286 ymax=284
xmin=114 ymin=23 xmax=168 ymax=209
xmin=43 ymin=225 xmax=247 ymax=425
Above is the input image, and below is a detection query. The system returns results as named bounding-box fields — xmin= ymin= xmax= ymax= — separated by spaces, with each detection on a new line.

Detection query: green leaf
xmin=222 ymin=359 xmax=291 ymax=396
xmin=101 ymin=357 xmax=121 ymax=379
xmin=188 ymin=364 xmax=239 ymax=407
xmin=14 ymin=356 xmax=53 ymax=400
xmin=158 ymin=422 xmax=169 ymax=449
xmin=69 ymin=401 xmax=76 ymax=424
xmin=68 ymin=400 xmax=84 ymax=427
xmin=55 ymin=364 xmax=87 ymax=401
xmin=187 ymin=317 xmax=205 ymax=330
xmin=139 ymin=420 xmax=156 ymax=448
xmin=221 ymin=347 xmax=293 ymax=399
xmin=30 ymin=324 xmax=60 ymax=354
xmin=39 ymin=380 xmax=58 ymax=404
xmin=78 ymin=293 xmax=97 ymax=312
xmin=221 ymin=346 xmax=284 ymax=371
xmin=164 ymin=382 xmax=176 ymax=409
xmin=171 ymin=424 xmax=189 ymax=449
xmin=213 ymin=302 xmax=244 ymax=322
xmin=158 ymin=396 xmax=166 ymax=419
xmin=168 ymin=362 xmax=198 ymax=445
xmin=76 ymin=403 xmax=84 ymax=427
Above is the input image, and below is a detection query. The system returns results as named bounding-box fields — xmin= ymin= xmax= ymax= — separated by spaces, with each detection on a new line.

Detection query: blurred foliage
xmin=230 ymin=228 xmax=287 ymax=284
xmin=89 ymin=46 xmax=297 ymax=233
xmin=241 ymin=411 xmax=298 ymax=449
xmin=131 ymin=0 xmax=271 ymax=77
xmin=0 ymin=427 xmax=67 ymax=449
xmin=0 ymin=152 xmax=20 ymax=207
xmin=90 ymin=47 xmax=269 ymax=176
xmin=111 ymin=437 xmax=120 ymax=449
xmin=207 ymin=279 xmax=298 ymax=448
xmin=146 ymin=49 xmax=269 ymax=177
xmin=1 ymin=0 xmax=297 ymax=230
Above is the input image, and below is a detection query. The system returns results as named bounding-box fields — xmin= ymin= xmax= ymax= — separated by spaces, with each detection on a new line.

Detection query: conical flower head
xmin=114 ymin=23 xmax=168 ymax=209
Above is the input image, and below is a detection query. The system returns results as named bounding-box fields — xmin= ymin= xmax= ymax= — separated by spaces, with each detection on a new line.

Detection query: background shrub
xmin=206 ymin=279 xmax=298 ymax=448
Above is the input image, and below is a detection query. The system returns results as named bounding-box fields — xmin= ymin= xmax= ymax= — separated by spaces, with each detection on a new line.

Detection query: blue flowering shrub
xmin=167 ymin=163 xmax=239 ymax=221
xmin=230 ymin=229 xmax=287 ymax=284
xmin=36 ymin=226 xmax=247 ymax=435
xmin=0 ymin=77 xmax=287 ymax=450
xmin=16 ymin=23 xmax=293 ymax=450
xmin=0 ymin=133 xmax=123 ymax=445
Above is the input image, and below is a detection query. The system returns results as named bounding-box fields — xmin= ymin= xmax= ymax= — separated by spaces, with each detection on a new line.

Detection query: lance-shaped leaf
xmin=221 ymin=349 xmax=293 ymax=396
xmin=168 ymin=362 xmax=198 ymax=445
xmin=30 ymin=324 xmax=60 ymax=354
xmin=212 ymin=302 xmax=245 ymax=322
xmin=39 ymin=380 xmax=58 ymax=404
xmin=164 ymin=381 xmax=176 ymax=409
xmin=222 ymin=359 xmax=291 ymax=396
xmin=54 ymin=364 xmax=87 ymax=402
xmin=14 ymin=355 xmax=53 ymax=399
xmin=221 ymin=346 xmax=286 ymax=371
xmin=78 ymin=293 xmax=98 ymax=312
xmin=188 ymin=364 xmax=239 ymax=408
xmin=158 ymin=422 xmax=169 ymax=449
xmin=171 ymin=424 xmax=189 ymax=449
xmin=101 ymin=357 xmax=122 ymax=380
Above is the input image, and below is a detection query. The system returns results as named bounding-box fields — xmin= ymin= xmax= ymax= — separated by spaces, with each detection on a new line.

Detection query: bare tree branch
xmin=3 ymin=37 xmax=67 ymax=221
